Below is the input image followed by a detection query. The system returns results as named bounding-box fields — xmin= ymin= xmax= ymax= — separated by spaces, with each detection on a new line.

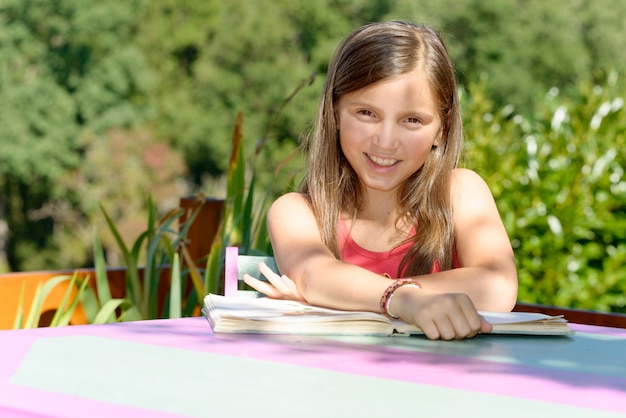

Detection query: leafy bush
xmin=11 ymin=75 xmax=306 ymax=328
xmin=464 ymin=73 xmax=626 ymax=313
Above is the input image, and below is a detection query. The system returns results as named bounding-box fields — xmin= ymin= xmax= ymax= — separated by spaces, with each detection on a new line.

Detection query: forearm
xmin=295 ymin=259 xmax=392 ymax=313
xmin=294 ymin=258 xmax=517 ymax=313
xmin=407 ymin=264 xmax=518 ymax=312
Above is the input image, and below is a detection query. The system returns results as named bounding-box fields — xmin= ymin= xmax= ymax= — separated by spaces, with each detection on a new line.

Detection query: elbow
xmin=298 ymin=268 xmax=318 ymax=306
xmin=489 ymin=271 xmax=518 ymax=312
xmin=475 ymin=267 xmax=518 ymax=312
xmin=296 ymin=262 xmax=332 ymax=307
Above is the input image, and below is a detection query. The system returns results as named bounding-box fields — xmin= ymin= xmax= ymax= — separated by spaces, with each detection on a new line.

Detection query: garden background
xmin=1 ymin=0 xmax=625 ymax=314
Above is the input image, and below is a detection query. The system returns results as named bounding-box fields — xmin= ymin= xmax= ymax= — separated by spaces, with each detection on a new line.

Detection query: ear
xmin=432 ymin=135 xmax=441 ymax=149
xmin=432 ymin=125 xmax=444 ymax=148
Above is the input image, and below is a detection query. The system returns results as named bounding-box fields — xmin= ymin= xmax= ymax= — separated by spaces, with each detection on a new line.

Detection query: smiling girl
xmin=244 ymin=21 xmax=518 ymax=340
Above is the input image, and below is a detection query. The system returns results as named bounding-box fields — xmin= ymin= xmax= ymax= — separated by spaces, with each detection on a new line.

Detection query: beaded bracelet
xmin=379 ymin=278 xmax=421 ymax=319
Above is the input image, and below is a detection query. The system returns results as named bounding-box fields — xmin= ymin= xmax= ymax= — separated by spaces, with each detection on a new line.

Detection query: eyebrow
xmin=345 ymin=101 xmax=437 ymax=119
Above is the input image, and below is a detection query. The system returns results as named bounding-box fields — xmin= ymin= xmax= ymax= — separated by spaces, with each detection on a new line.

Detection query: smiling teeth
xmin=367 ymin=154 xmax=398 ymax=167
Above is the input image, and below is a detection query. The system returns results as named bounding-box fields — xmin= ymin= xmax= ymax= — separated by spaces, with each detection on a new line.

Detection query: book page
xmin=204 ymin=294 xmax=574 ymax=336
xmin=479 ymin=311 xmax=566 ymax=325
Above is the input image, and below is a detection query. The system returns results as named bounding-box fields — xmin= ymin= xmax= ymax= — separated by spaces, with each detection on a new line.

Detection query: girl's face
xmin=336 ymin=69 xmax=442 ymax=196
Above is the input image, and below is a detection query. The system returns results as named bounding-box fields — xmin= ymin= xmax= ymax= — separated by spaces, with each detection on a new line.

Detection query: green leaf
xmin=117 ymin=303 xmax=143 ymax=322
xmin=100 ymin=203 xmax=143 ymax=311
xmin=50 ymin=274 xmax=91 ymax=327
xmin=169 ymin=253 xmax=182 ymax=318
xmin=92 ymin=299 xmax=127 ymax=324
xmin=225 ymin=112 xmax=246 ymax=246
xmin=23 ymin=275 xmax=77 ymax=329
xmin=241 ymin=172 xmax=256 ymax=253
xmin=93 ymin=228 xmax=112 ymax=309
xmin=12 ymin=282 xmax=26 ymax=329
xmin=78 ymin=283 xmax=104 ymax=324
xmin=204 ymin=234 xmax=224 ymax=296
xmin=49 ymin=273 xmax=80 ymax=327
xmin=23 ymin=280 xmax=46 ymax=329
xmin=181 ymin=245 xmax=206 ymax=310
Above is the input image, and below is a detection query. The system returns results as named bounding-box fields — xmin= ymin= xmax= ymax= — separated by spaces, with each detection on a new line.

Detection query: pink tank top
xmin=337 ymin=218 xmax=453 ymax=278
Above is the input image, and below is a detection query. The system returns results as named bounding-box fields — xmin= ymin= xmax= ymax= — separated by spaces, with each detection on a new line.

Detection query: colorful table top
xmin=1 ymin=316 xmax=625 ymax=417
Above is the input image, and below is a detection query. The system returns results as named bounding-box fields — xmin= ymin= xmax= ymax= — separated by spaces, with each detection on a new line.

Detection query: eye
xmin=356 ymin=109 xmax=375 ymax=117
xmin=405 ymin=116 xmax=422 ymax=124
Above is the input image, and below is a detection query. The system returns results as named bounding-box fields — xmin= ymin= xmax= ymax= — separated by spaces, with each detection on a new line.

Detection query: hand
xmin=242 ymin=262 xmax=306 ymax=303
xmin=391 ymin=287 xmax=493 ymax=340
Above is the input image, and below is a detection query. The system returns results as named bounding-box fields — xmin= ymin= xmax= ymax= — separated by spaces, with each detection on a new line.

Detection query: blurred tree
xmin=387 ymin=0 xmax=626 ymax=114
xmin=0 ymin=0 xmax=160 ymax=271
xmin=2 ymin=0 xmax=626 ymax=284
xmin=137 ymin=0 xmax=327 ymax=186
xmin=54 ymin=127 xmax=187 ymax=268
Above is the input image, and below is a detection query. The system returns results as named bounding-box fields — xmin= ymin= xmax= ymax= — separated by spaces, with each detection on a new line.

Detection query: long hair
xmin=300 ymin=21 xmax=464 ymax=276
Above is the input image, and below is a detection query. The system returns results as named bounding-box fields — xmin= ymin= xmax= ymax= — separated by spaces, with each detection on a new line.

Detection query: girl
xmin=245 ymin=21 xmax=518 ymax=340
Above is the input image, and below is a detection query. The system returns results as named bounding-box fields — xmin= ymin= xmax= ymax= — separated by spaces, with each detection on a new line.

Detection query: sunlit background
xmin=1 ymin=0 xmax=625 ymax=313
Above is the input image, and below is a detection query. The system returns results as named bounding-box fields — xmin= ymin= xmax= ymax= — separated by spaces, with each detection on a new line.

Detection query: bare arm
xmin=248 ymin=169 xmax=517 ymax=339
xmin=265 ymin=192 xmax=394 ymax=312
xmin=388 ymin=169 xmax=518 ymax=338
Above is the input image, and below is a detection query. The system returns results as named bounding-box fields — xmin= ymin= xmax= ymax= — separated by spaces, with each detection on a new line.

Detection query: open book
xmin=203 ymin=294 xmax=575 ymax=337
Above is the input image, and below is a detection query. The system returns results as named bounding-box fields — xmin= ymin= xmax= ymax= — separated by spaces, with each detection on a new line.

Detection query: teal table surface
xmin=1 ymin=316 xmax=625 ymax=418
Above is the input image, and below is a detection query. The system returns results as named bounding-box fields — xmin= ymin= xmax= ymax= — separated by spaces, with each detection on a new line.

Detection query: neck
xmin=358 ymin=189 xmax=403 ymax=224
xmin=345 ymin=189 xmax=412 ymax=252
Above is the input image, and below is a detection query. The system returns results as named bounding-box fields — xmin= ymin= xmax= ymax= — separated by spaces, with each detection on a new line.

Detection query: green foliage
xmin=0 ymin=0 xmax=158 ymax=272
xmin=464 ymin=73 xmax=626 ymax=313
xmin=5 ymin=0 xmax=626 ymax=273
xmin=10 ymin=67 xmax=308 ymax=326
xmin=392 ymin=0 xmax=626 ymax=114
xmin=201 ymin=77 xmax=310 ymax=295
xmin=14 ymin=197 xmax=198 ymax=328
xmin=13 ymin=273 xmax=89 ymax=329
xmin=99 ymin=197 xmax=188 ymax=319
xmin=4 ymin=0 xmax=626 ymax=314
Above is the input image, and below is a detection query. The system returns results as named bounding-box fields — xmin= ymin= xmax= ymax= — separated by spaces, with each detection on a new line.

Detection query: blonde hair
xmin=300 ymin=21 xmax=463 ymax=276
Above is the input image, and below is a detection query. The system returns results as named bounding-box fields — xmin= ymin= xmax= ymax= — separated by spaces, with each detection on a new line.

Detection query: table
xmin=1 ymin=317 xmax=625 ymax=418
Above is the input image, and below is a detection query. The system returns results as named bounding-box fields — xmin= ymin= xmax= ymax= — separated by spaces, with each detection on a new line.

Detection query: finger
xmin=257 ymin=262 xmax=293 ymax=296
xmin=259 ymin=264 xmax=292 ymax=296
xmin=417 ymin=319 xmax=441 ymax=340
xmin=435 ymin=316 xmax=458 ymax=341
xmin=432 ymin=303 xmax=481 ymax=340
xmin=258 ymin=262 xmax=303 ymax=299
xmin=242 ymin=273 xmax=283 ymax=298
xmin=279 ymin=275 xmax=306 ymax=302
xmin=480 ymin=317 xmax=493 ymax=334
xmin=453 ymin=296 xmax=484 ymax=338
xmin=258 ymin=262 xmax=282 ymax=281
xmin=280 ymin=275 xmax=297 ymax=293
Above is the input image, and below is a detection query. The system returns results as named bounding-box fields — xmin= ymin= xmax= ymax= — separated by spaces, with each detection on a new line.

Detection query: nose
xmin=372 ymin=121 xmax=399 ymax=150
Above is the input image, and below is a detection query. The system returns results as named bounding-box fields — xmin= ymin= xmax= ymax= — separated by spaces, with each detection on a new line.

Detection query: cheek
xmin=413 ymin=137 xmax=437 ymax=153
xmin=339 ymin=118 xmax=373 ymax=146
xmin=339 ymin=130 xmax=365 ymax=168
xmin=338 ymin=121 xmax=357 ymax=151
xmin=338 ymin=133 xmax=354 ymax=159
xmin=404 ymin=134 xmax=439 ymax=163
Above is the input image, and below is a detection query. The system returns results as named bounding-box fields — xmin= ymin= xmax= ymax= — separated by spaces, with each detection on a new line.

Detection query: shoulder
xmin=450 ymin=168 xmax=492 ymax=199
xmin=268 ymin=192 xmax=315 ymax=225
xmin=269 ymin=192 xmax=310 ymax=213
xmin=267 ymin=192 xmax=325 ymax=250
xmin=450 ymin=168 xmax=498 ymax=215
xmin=451 ymin=167 xmax=489 ymax=188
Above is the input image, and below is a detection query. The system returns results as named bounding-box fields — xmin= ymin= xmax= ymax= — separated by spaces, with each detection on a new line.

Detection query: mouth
xmin=366 ymin=153 xmax=400 ymax=167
